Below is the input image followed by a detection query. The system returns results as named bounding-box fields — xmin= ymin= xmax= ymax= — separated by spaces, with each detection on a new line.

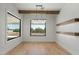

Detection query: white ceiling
xmin=15 ymin=3 xmax=65 ymax=11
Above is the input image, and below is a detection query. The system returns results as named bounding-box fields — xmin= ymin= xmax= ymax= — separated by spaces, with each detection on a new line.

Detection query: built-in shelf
xmin=56 ymin=31 xmax=79 ymax=36
xmin=56 ymin=18 xmax=79 ymax=26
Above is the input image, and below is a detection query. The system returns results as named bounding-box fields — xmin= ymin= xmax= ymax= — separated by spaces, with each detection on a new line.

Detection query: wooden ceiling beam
xmin=18 ymin=10 xmax=60 ymax=14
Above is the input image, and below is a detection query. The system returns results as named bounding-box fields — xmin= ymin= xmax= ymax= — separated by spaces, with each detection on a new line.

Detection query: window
xmin=7 ymin=12 xmax=21 ymax=41
xmin=30 ymin=20 xmax=46 ymax=36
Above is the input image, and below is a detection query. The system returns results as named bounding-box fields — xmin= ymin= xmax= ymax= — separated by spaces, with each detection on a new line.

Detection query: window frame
xmin=30 ymin=20 xmax=46 ymax=36
xmin=7 ymin=12 xmax=21 ymax=41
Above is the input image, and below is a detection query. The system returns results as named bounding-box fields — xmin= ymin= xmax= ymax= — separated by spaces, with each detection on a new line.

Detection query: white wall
xmin=22 ymin=14 xmax=57 ymax=42
xmin=56 ymin=3 xmax=79 ymax=55
xmin=0 ymin=3 xmax=22 ymax=54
